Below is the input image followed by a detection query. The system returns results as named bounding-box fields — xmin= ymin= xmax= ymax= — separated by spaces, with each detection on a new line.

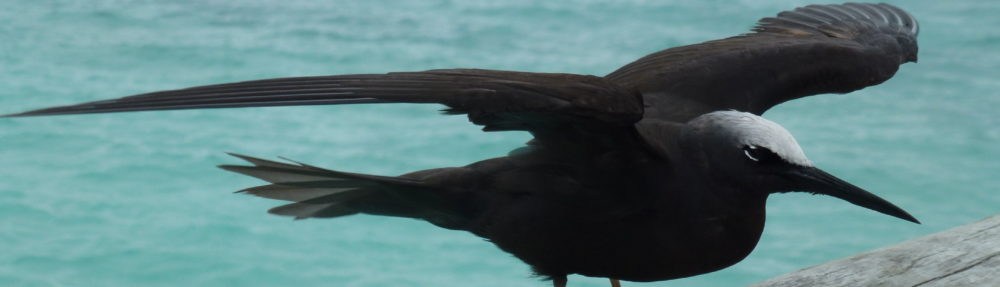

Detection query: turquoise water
xmin=1 ymin=0 xmax=998 ymax=286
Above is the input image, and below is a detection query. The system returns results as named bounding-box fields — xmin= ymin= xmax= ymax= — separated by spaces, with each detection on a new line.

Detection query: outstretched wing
xmin=607 ymin=3 xmax=919 ymax=121
xmin=4 ymin=69 xmax=643 ymax=148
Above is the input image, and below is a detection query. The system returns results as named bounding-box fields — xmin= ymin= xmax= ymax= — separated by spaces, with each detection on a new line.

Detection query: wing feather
xmin=606 ymin=3 xmax=919 ymax=121
xmin=5 ymin=69 xmax=643 ymax=149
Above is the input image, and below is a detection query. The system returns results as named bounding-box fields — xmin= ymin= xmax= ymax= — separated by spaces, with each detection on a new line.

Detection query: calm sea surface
xmin=2 ymin=1 xmax=998 ymax=286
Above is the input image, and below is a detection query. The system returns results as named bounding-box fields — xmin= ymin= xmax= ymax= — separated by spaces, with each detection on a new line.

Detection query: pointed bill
xmin=788 ymin=166 xmax=919 ymax=224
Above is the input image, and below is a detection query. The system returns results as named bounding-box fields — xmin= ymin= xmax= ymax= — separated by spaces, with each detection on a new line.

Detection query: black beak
xmin=786 ymin=166 xmax=919 ymax=224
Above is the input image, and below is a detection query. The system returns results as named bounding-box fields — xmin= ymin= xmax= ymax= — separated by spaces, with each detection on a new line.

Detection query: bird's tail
xmin=219 ymin=153 xmax=471 ymax=229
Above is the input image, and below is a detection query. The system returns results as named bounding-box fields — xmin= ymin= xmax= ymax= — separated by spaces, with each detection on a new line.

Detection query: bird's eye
xmin=743 ymin=145 xmax=781 ymax=163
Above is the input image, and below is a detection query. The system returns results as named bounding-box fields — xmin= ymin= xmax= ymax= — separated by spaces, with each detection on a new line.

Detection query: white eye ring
xmin=744 ymin=148 xmax=760 ymax=162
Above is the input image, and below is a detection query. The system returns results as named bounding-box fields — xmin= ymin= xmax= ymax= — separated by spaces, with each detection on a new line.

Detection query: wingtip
xmin=0 ymin=105 xmax=101 ymax=118
xmin=757 ymin=3 xmax=919 ymax=38
xmin=1 ymin=111 xmax=38 ymax=118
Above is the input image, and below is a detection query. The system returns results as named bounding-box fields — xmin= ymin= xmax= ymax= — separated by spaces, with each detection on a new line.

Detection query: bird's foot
xmin=553 ymin=276 xmax=567 ymax=287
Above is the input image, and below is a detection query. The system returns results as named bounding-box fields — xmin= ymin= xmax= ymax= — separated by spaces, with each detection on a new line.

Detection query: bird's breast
xmin=484 ymin=191 xmax=768 ymax=282
xmin=576 ymin=201 xmax=767 ymax=281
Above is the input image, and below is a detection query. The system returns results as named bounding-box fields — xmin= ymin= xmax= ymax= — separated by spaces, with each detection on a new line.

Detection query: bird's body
xmin=466 ymin=158 xmax=768 ymax=282
xmin=227 ymin=125 xmax=768 ymax=283
xmin=400 ymin=145 xmax=764 ymax=282
xmin=4 ymin=3 xmax=921 ymax=286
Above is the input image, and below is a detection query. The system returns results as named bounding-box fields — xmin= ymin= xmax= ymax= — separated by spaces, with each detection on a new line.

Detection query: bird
xmin=3 ymin=2 xmax=919 ymax=287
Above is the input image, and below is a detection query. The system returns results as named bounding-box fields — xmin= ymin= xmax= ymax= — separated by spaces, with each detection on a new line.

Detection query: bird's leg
xmin=609 ymin=279 xmax=622 ymax=287
xmin=553 ymin=276 xmax=567 ymax=287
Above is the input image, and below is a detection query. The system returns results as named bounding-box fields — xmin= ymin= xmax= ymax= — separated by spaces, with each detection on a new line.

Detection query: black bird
xmin=4 ymin=3 xmax=919 ymax=286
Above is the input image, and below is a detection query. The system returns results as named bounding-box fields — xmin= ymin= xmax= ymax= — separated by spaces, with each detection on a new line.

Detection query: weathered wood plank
xmin=750 ymin=214 xmax=1000 ymax=287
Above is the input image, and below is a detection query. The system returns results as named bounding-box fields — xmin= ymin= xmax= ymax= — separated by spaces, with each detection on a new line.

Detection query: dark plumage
xmin=3 ymin=3 xmax=920 ymax=286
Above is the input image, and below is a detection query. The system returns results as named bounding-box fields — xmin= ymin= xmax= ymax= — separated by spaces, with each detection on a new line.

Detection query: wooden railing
xmin=750 ymin=214 xmax=1000 ymax=287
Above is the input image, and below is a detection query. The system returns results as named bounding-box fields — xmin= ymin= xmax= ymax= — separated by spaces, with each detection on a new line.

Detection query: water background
xmin=1 ymin=1 xmax=998 ymax=286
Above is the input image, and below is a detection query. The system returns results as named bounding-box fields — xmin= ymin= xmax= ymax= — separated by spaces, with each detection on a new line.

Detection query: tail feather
xmin=222 ymin=165 xmax=344 ymax=183
xmin=239 ymin=185 xmax=355 ymax=203
xmin=268 ymin=202 xmax=359 ymax=219
xmin=220 ymin=153 xmax=471 ymax=228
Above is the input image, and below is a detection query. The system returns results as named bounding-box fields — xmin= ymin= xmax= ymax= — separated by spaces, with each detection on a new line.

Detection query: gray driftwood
xmin=750 ymin=214 xmax=1000 ymax=287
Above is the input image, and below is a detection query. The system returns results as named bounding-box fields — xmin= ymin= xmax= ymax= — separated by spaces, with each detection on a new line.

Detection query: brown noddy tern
xmin=3 ymin=3 xmax=920 ymax=286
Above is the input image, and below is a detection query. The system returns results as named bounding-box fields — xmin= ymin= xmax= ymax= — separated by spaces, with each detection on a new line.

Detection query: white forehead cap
xmin=691 ymin=111 xmax=813 ymax=166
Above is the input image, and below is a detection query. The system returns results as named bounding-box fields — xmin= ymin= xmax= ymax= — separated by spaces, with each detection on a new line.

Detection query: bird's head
xmin=679 ymin=110 xmax=918 ymax=223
